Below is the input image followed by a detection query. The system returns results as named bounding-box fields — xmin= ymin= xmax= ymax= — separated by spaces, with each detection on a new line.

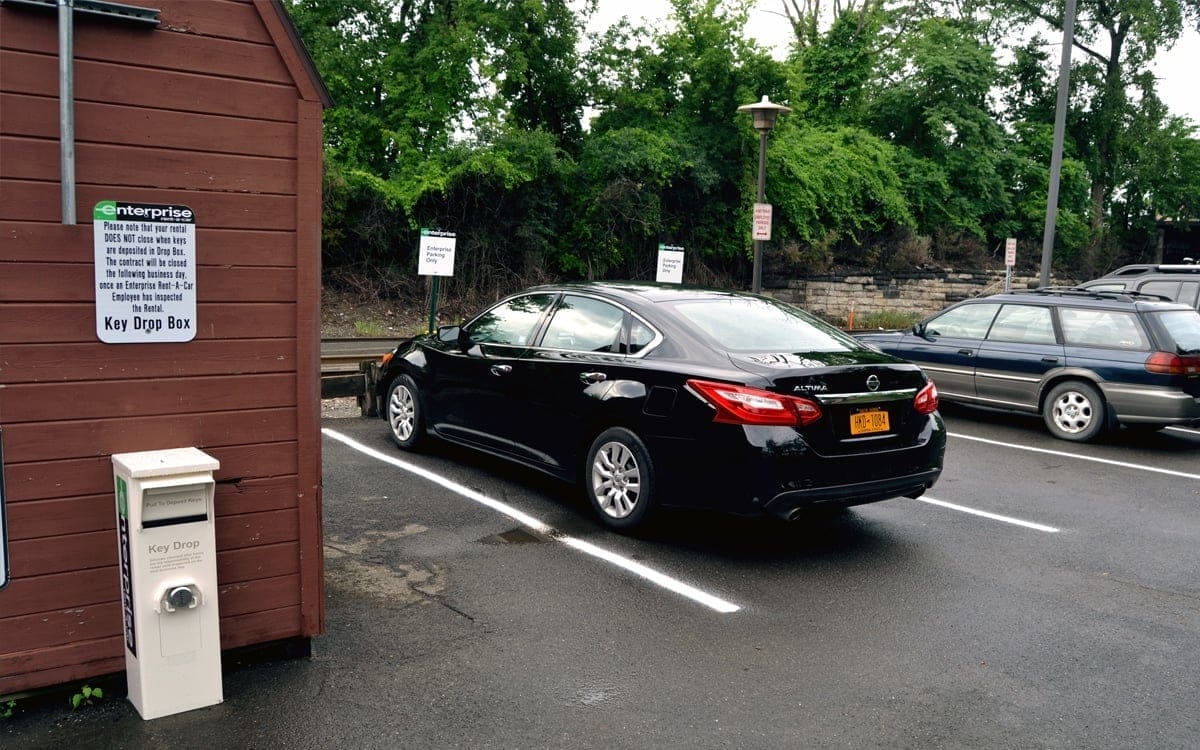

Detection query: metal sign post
xmin=1005 ymin=237 xmax=1017 ymax=292
xmin=417 ymin=229 xmax=457 ymax=332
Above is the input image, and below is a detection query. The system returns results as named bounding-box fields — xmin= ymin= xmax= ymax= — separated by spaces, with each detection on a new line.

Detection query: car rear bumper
xmin=649 ymin=414 xmax=947 ymax=518
xmin=761 ymin=469 xmax=942 ymax=521
xmin=1100 ymin=383 xmax=1200 ymax=424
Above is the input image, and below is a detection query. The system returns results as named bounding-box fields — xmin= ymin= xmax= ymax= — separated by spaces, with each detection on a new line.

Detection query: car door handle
xmin=580 ymin=371 xmax=607 ymax=384
xmin=1042 ymin=357 xmax=1059 ymax=364
xmin=957 ymin=349 xmax=974 ymax=356
xmin=490 ymin=364 xmax=512 ymax=376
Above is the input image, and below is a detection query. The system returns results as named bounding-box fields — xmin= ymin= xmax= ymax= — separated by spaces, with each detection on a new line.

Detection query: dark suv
xmin=856 ymin=288 xmax=1200 ymax=441
xmin=1079 ymin=262 xmax=1200 ymax=309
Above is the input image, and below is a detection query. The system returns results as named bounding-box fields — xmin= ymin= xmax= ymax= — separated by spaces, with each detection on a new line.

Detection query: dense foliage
xmin=285 ymin=0 xmax=1200 ymax=300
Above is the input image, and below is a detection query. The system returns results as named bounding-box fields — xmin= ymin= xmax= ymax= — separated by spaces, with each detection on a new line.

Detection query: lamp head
xmin=737 ymin=95 xmax=792 ymax=132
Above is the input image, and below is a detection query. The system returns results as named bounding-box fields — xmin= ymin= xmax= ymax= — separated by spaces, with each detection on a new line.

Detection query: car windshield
xmin=1149 ymin=309 xmax=1200 ymax=354
xmin=669 ymin=297 xmax=857 ymax=352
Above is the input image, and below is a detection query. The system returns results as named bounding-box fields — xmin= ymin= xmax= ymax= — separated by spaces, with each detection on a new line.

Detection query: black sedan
xmin=376 ymin=283 xmax=945 ymax=530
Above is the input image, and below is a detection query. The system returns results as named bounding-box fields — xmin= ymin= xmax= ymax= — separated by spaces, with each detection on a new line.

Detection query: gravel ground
xmin=321 ymin=396 xmax=365 ymax=419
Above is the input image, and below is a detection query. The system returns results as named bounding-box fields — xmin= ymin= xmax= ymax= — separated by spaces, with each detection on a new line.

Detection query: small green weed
xmin=854 ymin=310 xmax=921 ymax=330
xmin=2 ymin=699 xmax=15 ymax=720
xmin=69 ymin=685 xmax=104 ymax=710
xmin=353 ymin=319 xmax=387 ymax=337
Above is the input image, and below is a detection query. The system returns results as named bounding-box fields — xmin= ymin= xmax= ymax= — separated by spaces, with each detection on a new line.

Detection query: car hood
xmin=725 ymin=350 xmax=928 ymax=394
xmin=853 ymin=331 xmax=908 ymax=344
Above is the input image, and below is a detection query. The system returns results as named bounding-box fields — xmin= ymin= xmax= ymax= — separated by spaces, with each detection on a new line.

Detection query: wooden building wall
xmin=0 ymin=0 xmax=327 ymax=694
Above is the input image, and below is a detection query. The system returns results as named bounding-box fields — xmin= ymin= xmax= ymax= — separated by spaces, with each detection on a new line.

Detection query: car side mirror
xmin=436 ymin=324 xmax=461 ymax=344
xmin=912 ymin=322 xmax=926 ymax=337
xmin=455 ymin=326 xmax=485 ymax=357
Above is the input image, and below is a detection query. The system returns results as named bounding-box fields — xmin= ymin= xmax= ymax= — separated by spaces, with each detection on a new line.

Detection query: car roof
xmin=1089 ymin=262 xmax=1200 ymax=278
xmin=968 ymin=287 xmax=1194 ymax=312
xmin=523 ymin=281 xmax=759 ymax=305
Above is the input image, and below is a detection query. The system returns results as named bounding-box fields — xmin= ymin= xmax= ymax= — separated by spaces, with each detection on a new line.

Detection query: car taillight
xmin=686 ymin=379 xmax=822 ymax=426
xmin=1145 ymin=352 xmax=1200 ymax=375
xmin=913 ymin=381 xmax=939 ymax=415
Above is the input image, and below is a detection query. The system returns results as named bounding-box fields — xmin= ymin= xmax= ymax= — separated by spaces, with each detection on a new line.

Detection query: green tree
xmin=866 ymin=16 xmax=1010 ymax=244
xmin=789 ymin=2 xmax=884 ymax=126
xmin=582 ymin=0 xmax=788 ymax=278
xmin=285 ymin=0 xmax=488 ymax=180
xmin=488 ymin=0 xmax=589 ymax=152
xmin=1000 ymin=0 xmax=1200 ymax=269
xmin=769 ymin=124 xmax=915 ymax=270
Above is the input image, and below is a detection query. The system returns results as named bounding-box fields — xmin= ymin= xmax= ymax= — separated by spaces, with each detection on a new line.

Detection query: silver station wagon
xmin=856 ymin=288 xmax=1200 ymax=441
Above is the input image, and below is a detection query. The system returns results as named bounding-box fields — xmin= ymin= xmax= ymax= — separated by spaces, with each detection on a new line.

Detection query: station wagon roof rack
xmin=1008 ymin=287 xmax=1175 ymax=303
xmin=1098 ymin=261 xmax=1200 ymax=277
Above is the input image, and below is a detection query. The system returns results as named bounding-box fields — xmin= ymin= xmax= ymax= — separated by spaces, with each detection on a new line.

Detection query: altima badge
xmin=866 ymin=375 xmax=880 ymax=391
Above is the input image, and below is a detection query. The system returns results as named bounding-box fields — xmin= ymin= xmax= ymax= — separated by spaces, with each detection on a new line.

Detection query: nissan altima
xmin=376 ymin=282 xmax=945 ymax=530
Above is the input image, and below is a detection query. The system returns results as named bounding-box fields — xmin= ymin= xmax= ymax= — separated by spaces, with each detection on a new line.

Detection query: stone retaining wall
xmin=769 ymin=270 xmax=1072 ymax=324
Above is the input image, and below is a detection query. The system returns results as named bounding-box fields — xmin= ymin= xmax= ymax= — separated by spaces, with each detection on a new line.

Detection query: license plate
xmin=850 ymin=409 xmax=890 ymax=435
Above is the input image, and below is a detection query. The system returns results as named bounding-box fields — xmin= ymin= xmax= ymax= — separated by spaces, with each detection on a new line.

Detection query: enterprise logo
xmin=94 ymin=201 xmax=195 ymax=223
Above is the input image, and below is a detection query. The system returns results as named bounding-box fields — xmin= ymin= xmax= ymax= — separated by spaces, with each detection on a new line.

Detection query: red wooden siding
xmin=0 ymin=0 xmax=326 ymax=694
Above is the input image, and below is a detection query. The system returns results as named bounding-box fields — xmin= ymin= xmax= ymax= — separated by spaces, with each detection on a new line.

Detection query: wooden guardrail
xmin=320 ymin=337 xmax=395 ymax=416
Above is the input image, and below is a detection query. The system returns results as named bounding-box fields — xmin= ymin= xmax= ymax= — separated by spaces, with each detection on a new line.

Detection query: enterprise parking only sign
xmin=94 ymin=201 xmax=197 ymax=343
xmin=417 ymin=228 xmax=457 ymax=276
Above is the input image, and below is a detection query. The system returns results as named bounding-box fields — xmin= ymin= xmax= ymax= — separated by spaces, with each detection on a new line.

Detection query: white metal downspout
xmin=58 ymin=0 xmax=76 ymax=224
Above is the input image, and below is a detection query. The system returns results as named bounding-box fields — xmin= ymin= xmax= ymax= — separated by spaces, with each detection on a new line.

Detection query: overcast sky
xmin=589 ymin=1 xmax=1200 ymax=127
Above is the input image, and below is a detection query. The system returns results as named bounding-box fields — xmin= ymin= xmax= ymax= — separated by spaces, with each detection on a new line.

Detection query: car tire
xmin=386 ymin=375 xmax=426 ymax=450
xmin=1043 ymin=380 xmax=1106 ymax=442
xmin=585 ymin=427 xmax=656 ymax=530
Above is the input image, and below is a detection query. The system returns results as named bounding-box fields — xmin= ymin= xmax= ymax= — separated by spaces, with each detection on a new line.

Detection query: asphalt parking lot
xmin=4 ymin=406 xmax=1200 ymax=749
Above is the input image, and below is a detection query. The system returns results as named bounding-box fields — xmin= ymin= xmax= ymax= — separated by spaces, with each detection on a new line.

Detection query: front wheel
xmin=1043 ymin=380 xmax=1105 ymax=442
xmin=386 ymin=375 xmax=426 ymax=450
xmin=585 ymin=427 xmax=656 ymax=530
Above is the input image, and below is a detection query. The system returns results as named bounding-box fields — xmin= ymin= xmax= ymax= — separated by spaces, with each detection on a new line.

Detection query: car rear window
xmin=1148 ymin=310 xmax=1200 ymax=353
xmin=1058 ymin=308 xmax=1148 ymax=350
xmin=670 ymin=297 xmax=855 ymax=352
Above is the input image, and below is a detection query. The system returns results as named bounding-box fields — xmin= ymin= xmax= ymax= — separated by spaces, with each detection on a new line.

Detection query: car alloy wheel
xmin=586 ymin=427 xmax=655 ymax=529
xmin=1043 ymin=380 xmax=1105 ymax=442
xmin=387 ymin=375 xmax=425 ymax=449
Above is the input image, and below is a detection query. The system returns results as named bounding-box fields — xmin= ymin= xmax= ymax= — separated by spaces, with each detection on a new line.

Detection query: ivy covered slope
xmin=285 ymin=0 xmax=1200 ymax=300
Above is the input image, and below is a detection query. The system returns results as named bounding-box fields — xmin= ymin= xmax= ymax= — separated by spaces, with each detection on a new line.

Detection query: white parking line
xmin=916 ymin=496 xmax=1060 ymax=533
xmin=1165 ymin=425 xmax=1200 ymax=437
xmin=949 ymin=432 xmax=1200 ymax=481
xmin=322 ymin=428 xmax=742 ymax=613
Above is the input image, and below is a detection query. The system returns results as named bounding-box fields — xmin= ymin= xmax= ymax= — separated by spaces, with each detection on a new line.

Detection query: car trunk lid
xmin=726 ymin=351 xmax=933 ymax=453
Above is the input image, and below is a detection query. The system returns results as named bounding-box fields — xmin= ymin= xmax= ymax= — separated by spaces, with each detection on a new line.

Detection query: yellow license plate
xmin=850 ymin=409 xmax=890 ymax=435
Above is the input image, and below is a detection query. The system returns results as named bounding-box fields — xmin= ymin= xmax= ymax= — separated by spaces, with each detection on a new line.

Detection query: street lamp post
xmin=738 ymin=95 xmax=791 ymax=294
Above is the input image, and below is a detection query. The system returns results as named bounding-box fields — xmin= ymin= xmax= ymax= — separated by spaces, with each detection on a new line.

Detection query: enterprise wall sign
xmin=93 ymin=201 xmax=197 ymax=343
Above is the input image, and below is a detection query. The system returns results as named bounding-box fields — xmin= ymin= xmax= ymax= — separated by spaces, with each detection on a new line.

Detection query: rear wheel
xmin=1043 ymin=381 xmax=1105 ymax=442
xmin=386 ymin=375 xmax=425 ymax=450
xmin=585 ymin=427 xmax=656 ymax=530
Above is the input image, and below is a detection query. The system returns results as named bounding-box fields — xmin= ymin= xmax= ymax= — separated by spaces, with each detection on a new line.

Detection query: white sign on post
xmin=752 ymin=203 xmax=773 ymax=241
xmin=418 ymin=229 xmax=457 ymax=276
xmin=1005 ymin=237 xmax=1017 ymax=267
xmin=93 ymin=201 xmax=197 ymax=343
xmin=656 ymin=244 xmax=685 ymax=284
